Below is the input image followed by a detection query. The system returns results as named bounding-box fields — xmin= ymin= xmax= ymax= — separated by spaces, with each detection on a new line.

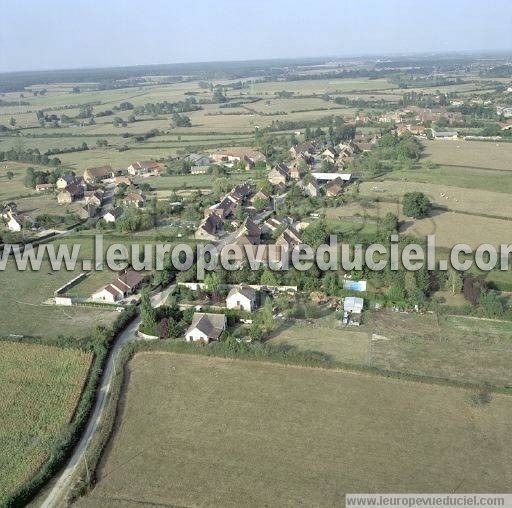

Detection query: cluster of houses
xmin=180 ymin=147 xmax=266 ymax=174
xmin=268 ymin=141 xmax=355 ymax=197
xmin=185 ymin=284 xmax=257 ymax=342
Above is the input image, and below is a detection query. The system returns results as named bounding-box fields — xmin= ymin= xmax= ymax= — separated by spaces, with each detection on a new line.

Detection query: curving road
xmin=40 ymin=285 xmax=174 ymax=508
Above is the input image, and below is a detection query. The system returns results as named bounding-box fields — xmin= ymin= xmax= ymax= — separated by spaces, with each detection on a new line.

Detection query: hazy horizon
xmin=1 ymin=0 xmax=512 ymax=73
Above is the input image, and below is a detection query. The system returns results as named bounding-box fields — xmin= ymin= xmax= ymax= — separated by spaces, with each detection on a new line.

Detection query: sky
xmin=1 ymin=0 xmax=512 ymax=73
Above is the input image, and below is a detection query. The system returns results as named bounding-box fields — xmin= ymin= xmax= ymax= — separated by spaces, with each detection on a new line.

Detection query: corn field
xmin=0 ymin=341 xmax=92 ymax=505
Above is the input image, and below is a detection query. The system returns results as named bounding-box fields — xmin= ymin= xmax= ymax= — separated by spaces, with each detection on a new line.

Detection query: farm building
xmin=35 ymin=183 xmax=55 ymax=192
xmin=127 ymin=160 xmax=164 ymax=176
xmin=432 ymin=131 xmax=458 ymax=140
xmin=84 ymin=165 xmax=114 ymax=184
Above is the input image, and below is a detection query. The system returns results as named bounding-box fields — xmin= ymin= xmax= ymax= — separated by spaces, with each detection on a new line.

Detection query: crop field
xmin=0 ymin=341 xmax=92 ymax=505
xmin=0 ymin=75 xmax=390 ymax=166
xmin=245 ymin=77 xmax=397 ymax=94
xmin=78 ymin=353 xmax=512 ymax=507
xmin=422 ymin=139 xmax=512 ymax=171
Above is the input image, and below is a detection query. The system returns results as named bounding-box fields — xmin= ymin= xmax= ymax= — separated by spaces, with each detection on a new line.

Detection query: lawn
xmin=78 ymin=353 xmax=512 ymax=507
xmin=0 ymin=341 xmax=92 ymax=505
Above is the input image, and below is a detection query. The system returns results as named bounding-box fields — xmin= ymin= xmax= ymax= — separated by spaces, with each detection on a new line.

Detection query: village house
xmin=84 ymin=165 xmax=114 ymax=184
xmin=56 ymin=173 xmax=76 ymax=190
xmin=127 ymin=160 xmax=164 ymax=176
xmin=186 ymin=153 xmax=211 ymax=166
xmin=205 ymin=195 xmax=238 ymax=219
xmin=324 ymin=177 xmax=346 ymax=197
xmin=114 ymin=175 xmax=132 ymax=187
xmin=251 ymin=189 xmax=272 ymax=210
xmin=195 ymin=214 xmax=223 ymax=241
xmin=103 ymin=207 xmax=124 ymax=223
xmin=236 ymin=216 xmax=261 ymax=244
xmin=276 ymin=225 xmax=302 ymax=249
xmin=300 ymin=179 xmax=321 ymax=198
xmin=92 ymin=268 xmax=146 ymax=303
xmin=5 ymin=212 xmax=23 ymax=232
xmin=185 ymin=312 xmax=227 ymax=343
xmin=289 ymin=142 xmax=316 ymax=158
xmin=77 ymin=203 xmax=98 ymax=219
xmin=57 ymin=183 xmax=84 ymax=204
xmin=268 ymin=165 xmax=288 ymax=185
xmin=123 ymin=192 xmax=146 ymax=208
xmin=84 ymin=190 xmax=103 ymax=207
xmin=226 ymin=284 xmax=257 ymax=312
xmin=321 ymin=147 xmax=338 ymax=163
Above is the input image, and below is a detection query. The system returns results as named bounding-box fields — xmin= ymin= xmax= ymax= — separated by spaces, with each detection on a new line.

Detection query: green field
xmin=0 ymin=250 xmax=116 ymax=339
xmin=0 ymin=341 xmax=92 ymax=505
xmin=78 ymin=353 xmax=512 ymax=507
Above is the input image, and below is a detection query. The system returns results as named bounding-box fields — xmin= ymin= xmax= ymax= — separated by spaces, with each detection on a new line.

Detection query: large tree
xmin=402 ymin=192 xmax=431 ymax=219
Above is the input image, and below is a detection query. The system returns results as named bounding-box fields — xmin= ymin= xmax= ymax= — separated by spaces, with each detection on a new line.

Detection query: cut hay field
xmin=422 ymin=139 xmax=512 ymax=171
xmin=269 ymin=320 xmax=370 ymax=364
xmin=402 ymin=210 xmax=511 ymax=249
xmin=368 ymin=311 xmax=512 ymax=387
xmin=270 ymin=310 xmax=512 ymax=387
xmin=383 ymin=166 xmax=512 ymax=194
xmin=0 ymin=341 xmax=92 ymax=505
xmin=79 ymin=353 xmax=512 ymax=507
xmin=359 ymin=180 xmax=512 ymax=218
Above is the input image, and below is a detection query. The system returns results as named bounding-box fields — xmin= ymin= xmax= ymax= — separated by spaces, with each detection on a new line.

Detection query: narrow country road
xmin=40 ymin=285 xmax=174 ymax=508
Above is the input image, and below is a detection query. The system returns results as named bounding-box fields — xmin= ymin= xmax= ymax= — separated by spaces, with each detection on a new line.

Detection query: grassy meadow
xmin=78 ymin=353 xmax=512 ymax=507
xmin=0 ymin=341 xmax=92 ymax=505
